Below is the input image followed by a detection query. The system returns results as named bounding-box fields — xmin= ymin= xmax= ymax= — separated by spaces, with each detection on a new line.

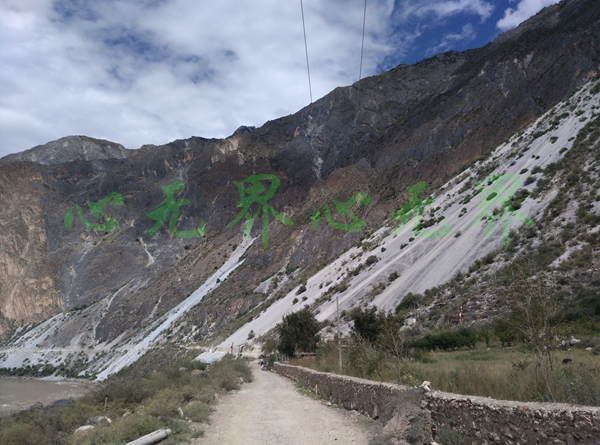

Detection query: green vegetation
xmin=286 ymin=78 xmax=600 ymax=410
xmin=1 ymin=360 xmax=93 ymax=379
xmin=293 ymin=240 xmax=600 ymax=406
xmin=0 ymin=354 xmax=251 ymax=445
xmin=277 ymin=307 xmax=321 ymax=358
xmin=294 ymin=334 xmax=600 ymax=406
xmin=0 ymin=363 xmax=59 ymax=378
xmin=410 ymin=328 xmax=477 ymax=351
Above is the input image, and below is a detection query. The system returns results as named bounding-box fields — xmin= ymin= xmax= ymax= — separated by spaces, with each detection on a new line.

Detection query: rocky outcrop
xmin=0 ymin=162 xmax=62 ymax=333
xmin=0 ymin=136 xmax=129 ymax=166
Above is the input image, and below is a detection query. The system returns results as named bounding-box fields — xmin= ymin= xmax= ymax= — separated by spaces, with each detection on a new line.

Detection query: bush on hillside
xmin=277 ymin=307 xmax=321 ymax=358
xmin=411 ymin=328 xmax=477 ymax=351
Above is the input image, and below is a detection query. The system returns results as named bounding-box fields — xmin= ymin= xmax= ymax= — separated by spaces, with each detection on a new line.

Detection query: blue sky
xmin=0 ymin=0 xmax=559 ymax=158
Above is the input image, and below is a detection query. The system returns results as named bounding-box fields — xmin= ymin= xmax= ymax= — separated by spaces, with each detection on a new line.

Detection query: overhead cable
xmin=359 ymin=0 xmax=367 ymax=81
xmin=300 ymin=0 xmax=313 ymax=103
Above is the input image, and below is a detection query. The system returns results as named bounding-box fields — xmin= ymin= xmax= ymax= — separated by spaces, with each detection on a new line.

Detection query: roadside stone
xmin=74 ymin=425 xmax=95 ymax=435
xmin=86 ymin=416 xmax=112 ymax=426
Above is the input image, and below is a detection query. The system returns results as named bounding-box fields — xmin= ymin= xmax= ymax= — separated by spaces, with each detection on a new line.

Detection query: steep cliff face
xmin=0 ymin=163 xmax=62 ymax=334
xmin=0 ymin=0 xmax=599 ymax=353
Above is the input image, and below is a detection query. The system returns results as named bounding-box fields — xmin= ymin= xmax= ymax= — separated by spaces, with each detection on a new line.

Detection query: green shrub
xmin=556 ymin=362 xmax=600 ymax=406
xmin=365 ymin=255 xmax=378 ymax=265
xmin=531 ymin=240 xmax=565 ymax=268
xmin=183 ymin=402 xmax=212 ymax=422
xmin=145 ymin=388 xmax=181 ymax=417
xmin=404 ymin=419 xmax=431 ymax=444
xmin=0 ymin=421 xmax=46 ymax=445
xmin=437 ymin=428 xmax=464 ymax=445
xmin=277 ymin=307 xmax=321 ymax=357
xmin=395 ymin=293 xmax=422 ymax=314
xmin=349 ymin=307 xmax=383 ymax=343
xmin=71 ymin=414 xmax=166 ymax=445
xmin=0 ymin=355 xmax=251 ymax=445
xmin=411 ymin=328 xmax=477 ymax=351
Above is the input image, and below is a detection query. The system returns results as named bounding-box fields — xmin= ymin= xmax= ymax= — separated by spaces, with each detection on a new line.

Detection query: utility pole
xmin=337 ymin=294 xmax=342 ymax=372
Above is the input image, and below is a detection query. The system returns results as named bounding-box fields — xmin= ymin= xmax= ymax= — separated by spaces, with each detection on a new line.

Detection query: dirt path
xmin=192 ymin=364 xmax=373 ymax=445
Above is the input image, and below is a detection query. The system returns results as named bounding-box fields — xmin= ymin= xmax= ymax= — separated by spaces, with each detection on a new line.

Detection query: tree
xmin=348 ymin=334 xmax=383 ymax=379
xmin=277 ymin=307 xmax=321 ymax=358
xmin=348 ymin=307 xmax=407 ymax=381
xmin=349 ymin=307 xmax=384 ymax=344
xmin=261 ymin=337 xmax=277 ymax=355
xmin=377 ymin=311 xmax=408 ymax=383
xmin=504 ymin=262 xmax=565 ymax=399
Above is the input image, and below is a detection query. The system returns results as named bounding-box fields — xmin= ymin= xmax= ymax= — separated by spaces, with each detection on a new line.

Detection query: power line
xmin=353 ymin=0 xmax=368 ymax=166
xmin=300 ymin=0 xmax=313 ymax=104
xmin=359 ymin=0 xmax=367 ymax=81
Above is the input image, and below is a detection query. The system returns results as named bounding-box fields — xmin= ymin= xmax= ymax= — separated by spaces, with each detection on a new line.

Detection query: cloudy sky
xmin=1 ymin=0 xmax=559 ymax=158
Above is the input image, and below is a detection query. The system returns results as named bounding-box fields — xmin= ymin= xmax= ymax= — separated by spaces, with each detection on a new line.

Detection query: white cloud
xmin=0 ymin=0 xmax=397 ymax=156
xmin=0 ymin=0 xmax=557 ymax=158
xmin=427 ymin=24 xmax=477 ymax=55
xmin=496 ymin=0 xmax=560 ymax=31
xmin=395 ymin=0 xmax=494 ymax=23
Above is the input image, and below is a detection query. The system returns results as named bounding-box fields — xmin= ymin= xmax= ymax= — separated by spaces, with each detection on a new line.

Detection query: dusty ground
xmin=192 ymin=363 xmax=375 ymax=445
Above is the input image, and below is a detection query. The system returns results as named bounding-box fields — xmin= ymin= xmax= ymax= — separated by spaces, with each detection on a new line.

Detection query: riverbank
xmin=0 ymin=354 xmax=251 ymax=445
xmin=0 ymin=376 xmax=94 ymax=417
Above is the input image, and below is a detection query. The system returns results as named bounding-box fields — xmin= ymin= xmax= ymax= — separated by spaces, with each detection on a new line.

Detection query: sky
xmin=0 ymin=0 xmax=560 ymax=158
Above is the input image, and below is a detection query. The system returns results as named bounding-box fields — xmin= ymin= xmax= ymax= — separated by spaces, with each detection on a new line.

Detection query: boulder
xmin=86 ymin=416 xmax=112 ymax=426
xmin=74 ymin=425 xmax=95 ymax=436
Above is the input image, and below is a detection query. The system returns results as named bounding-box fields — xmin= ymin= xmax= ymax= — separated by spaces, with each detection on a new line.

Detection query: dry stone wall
xmin=274 ymin=363 xmax=600 ymax=445
xmin=274 ymin=362 xmax=426 ymax=422
xmin=425 ymin=391 xmax=600 ymax=445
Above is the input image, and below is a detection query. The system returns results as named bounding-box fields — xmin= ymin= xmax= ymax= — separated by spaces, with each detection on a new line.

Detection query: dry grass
xmin=0 ymin=355 xmax=252 ymax=445
xmin=293 ymin=342 xmax=600 ymax=405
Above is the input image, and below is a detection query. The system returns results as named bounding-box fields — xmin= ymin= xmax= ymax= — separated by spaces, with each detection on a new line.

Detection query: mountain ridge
xmin=0 ymin=0 xmax=599 ymax=378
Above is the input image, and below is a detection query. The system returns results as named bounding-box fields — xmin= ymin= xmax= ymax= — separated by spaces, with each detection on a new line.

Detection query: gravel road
xmin=193 ymin=363 xmax=372 ymax=445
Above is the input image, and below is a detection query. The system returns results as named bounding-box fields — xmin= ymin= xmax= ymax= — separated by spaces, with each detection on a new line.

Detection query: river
xmin=0 ymin=377 xmax=94 ymax=416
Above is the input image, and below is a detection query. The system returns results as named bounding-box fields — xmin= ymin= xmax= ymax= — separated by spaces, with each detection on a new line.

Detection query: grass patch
xmin=0 ymin=354 xmax=252 ymax=445
xmin=293 ymin=342 xmax=600 ymax=405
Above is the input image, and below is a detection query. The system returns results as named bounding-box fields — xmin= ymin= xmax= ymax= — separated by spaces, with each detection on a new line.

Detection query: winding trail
xmin=193 ymin=363 xmax=372 ymax=445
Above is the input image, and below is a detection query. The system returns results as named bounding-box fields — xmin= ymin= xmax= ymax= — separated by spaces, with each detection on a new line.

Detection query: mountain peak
xmin=0 ymin=135 xmax=129 ymax=166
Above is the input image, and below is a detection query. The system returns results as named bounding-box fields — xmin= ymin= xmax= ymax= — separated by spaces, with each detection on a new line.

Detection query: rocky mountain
xmin=0 ymin=0 xmax=599 ymax=377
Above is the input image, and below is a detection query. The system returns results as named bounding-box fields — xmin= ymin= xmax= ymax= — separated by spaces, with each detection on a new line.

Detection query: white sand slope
xmin=198 ymin=78 xmax=600 ymax=360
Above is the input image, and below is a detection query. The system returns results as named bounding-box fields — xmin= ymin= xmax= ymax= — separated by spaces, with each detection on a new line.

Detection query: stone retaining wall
xmin=425 ymin=391 xmax=600 ymax=445
xmin=274 ymin=363 xmax=600 ymax=444
xmin=274 ymin=362 xmax=425 ymax=422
